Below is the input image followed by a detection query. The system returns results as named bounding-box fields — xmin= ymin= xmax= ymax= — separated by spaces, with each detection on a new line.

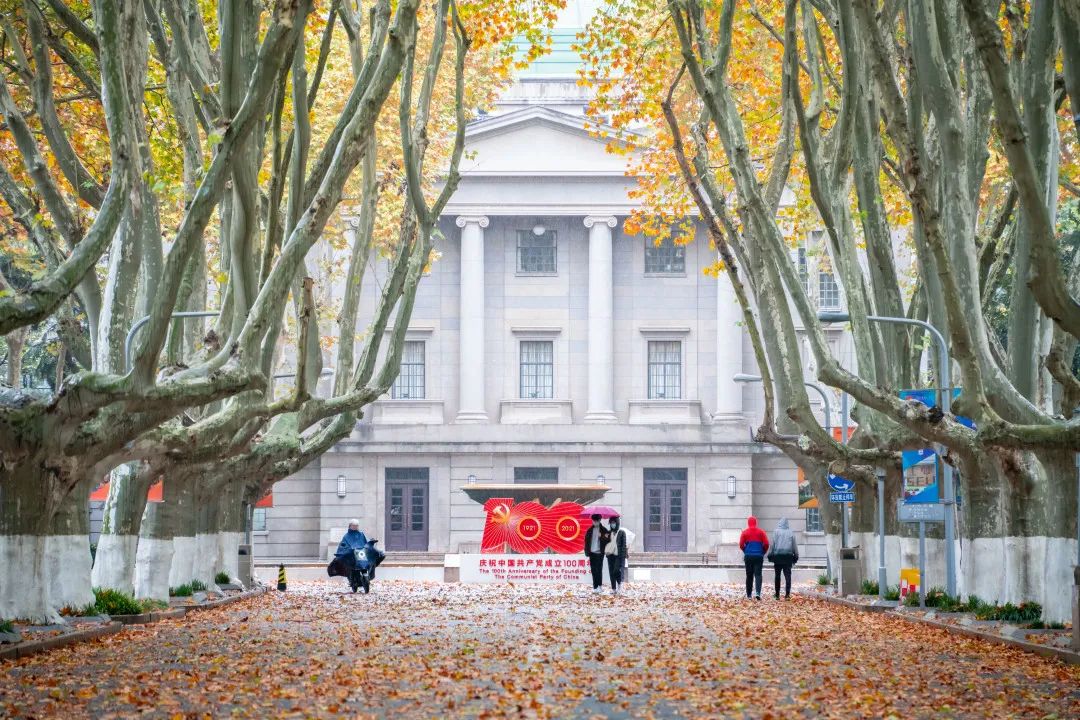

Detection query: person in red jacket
xmin=739 ymin=516 xmax=770 ymax=600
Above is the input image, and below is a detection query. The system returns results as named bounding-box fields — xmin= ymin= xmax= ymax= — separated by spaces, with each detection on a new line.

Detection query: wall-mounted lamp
xmin=597 ymin=474 xmax=605 ymax=485
xmin=727 ymin=475 xmax=737 ymax=498
xmin=467 ymin=474 xmax=477 ymax=484
xmin=532 ymin=224 xmax=546 ymax=236
xmin=337 ymin=474 xmax=347 ymax=498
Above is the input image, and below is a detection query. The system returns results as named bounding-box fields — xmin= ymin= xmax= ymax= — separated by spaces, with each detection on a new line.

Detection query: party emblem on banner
xmin=481 ymin=498 xmax=586 ymax=554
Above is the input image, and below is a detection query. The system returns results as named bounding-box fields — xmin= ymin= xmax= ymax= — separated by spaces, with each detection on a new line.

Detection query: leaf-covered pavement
xmin=1 ymin=581 xmax=1077 ymax=719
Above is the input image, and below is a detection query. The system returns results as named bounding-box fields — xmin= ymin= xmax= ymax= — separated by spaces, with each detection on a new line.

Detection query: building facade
xmin=254 ymin=19 xmax=841 ymax=565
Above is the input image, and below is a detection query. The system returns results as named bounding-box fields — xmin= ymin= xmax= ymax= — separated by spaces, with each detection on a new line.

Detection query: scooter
xmin=348 ymin=539 xmax=385 ymax=593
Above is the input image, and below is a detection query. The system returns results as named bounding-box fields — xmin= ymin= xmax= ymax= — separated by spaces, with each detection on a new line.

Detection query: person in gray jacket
xmin=767 ymin=517 xmax=799 ymax=599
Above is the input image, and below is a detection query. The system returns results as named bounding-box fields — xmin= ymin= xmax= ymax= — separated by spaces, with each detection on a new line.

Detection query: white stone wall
xmin=253 ymin=460 xmax=321 ymax=561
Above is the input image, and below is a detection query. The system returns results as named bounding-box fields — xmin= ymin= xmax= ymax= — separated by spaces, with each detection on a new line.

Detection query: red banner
xmin=481 ymin=498 xmax=585 ymax=554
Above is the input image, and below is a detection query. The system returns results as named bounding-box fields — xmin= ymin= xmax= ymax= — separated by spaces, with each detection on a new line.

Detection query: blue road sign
xmin=827 ymin=474 xmax=855 ymax=492
xmin=830 ymin=491 xmax=855 ymax=503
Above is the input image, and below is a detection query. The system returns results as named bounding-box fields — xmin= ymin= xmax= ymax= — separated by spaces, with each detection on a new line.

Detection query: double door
xmin=643 ymin=469 xmax=688 ymax=552
xmin=385 ymin=468 xmax=429 ymax=551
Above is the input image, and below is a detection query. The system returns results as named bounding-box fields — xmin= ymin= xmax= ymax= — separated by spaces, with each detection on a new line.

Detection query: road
xmin=2 ymin=581 xmax=1077 ymax=718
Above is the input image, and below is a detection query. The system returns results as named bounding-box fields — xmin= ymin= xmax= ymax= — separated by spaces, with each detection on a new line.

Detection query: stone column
xmin=713 ymin=270 xmax=744 ymax=423
xmin=584 ymin=216 xmax=618 ymax=423
xmin=454 ymin=216 xmax=489 ymax=423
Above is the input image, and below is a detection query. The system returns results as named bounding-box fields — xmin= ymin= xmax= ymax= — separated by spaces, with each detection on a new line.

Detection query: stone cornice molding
xmin=583 ymin=215 xmax=617 ymax=229
xmin=455 ymin=215 xmax=489 ymax=228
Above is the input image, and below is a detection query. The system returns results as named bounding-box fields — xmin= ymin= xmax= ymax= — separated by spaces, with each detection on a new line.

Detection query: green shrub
xmin=170 ymin=584 xmax=193 ymax=597
xmin=816 ymin=573 xmax=830 ymax=586
xmin=920 ymin=587 xmax=946 ymax=604
xmin=0 ymin=619 xmax=13 ymax=634
xmin=976 ymin=602 xmax=1041 ymax=623
xmin=93 ymin=588 xmax=143 ymax=616
xmin=60 ymin=603 xmax=100 ymax=617
xmin=139 ymin=599 xmax=169 ymax=612
xmin=884 ymin=586 xmax=900 ymax=601
xmin=214 ymin=571 xmax=230 ymax=585
xmin=190 ymin=579 xmax=207 ymax=592
xmin=963 ymin=595 xmax=989 ymax=613
xmin=859 ymin=579 xmax=879 ymax=596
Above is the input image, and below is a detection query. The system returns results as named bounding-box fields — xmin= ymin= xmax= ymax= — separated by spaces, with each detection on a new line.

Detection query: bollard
xmin=277 ymin=563 xmax=287 ymax=592
xmin=1073 ymin=566 xmax=1079 ymax=651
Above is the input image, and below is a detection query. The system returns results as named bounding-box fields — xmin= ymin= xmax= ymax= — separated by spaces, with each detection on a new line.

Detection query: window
xmin=252 ymin=508 xmax=267 ymax=532
xmin=514 ymin=467 xmax=558 ymax=484
xmin=645 ymin=238 xmax=685 ymax=274
xmin=517 ymin=229 xmax=557 ymax=273
xmin=795 ymin=247 xmax=809 ymax=294
xmin=519 ymin=340 xmax=554 ymax=399
xmin=818 ymin=270 xmax=841 ymax=309
xmin=647 ymin=341 xmax=682 ymax=399
xmin=391 ymin=341 xmax=425 ymax=399
xmin=805 ymin=506 xmax=823 ymax=533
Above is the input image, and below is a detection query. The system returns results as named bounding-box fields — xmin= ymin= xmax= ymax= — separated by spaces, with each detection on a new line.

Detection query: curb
xmin=183 ymin=586 xmax=266 ymax=614
xmin=0 ymin=622 xmax=123 ymax=661
xmin=0 ymin=587 xmax=267 ymax=663
xmin=806 ymin=592 xmax=1080 ymax=666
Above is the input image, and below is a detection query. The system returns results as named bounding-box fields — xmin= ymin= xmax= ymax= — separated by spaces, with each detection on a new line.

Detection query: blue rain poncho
xmin=335 ymin=529 xmax=369 ymax=559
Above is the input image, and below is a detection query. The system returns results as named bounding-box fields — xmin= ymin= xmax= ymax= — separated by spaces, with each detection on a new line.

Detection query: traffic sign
xmin=897 ymin=500 xmax=945 ymax=523
xmin=827 ymin=474 xmax=855 ymax=492
xmin=830 ymin=491 xmax=855 ymax=503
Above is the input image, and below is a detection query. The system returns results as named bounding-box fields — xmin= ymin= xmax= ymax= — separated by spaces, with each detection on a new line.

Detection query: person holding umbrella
xmin=605 ymin=515 xmax=629 ymax=594
xmin=583 ymin=513 xmax=609 ymax=592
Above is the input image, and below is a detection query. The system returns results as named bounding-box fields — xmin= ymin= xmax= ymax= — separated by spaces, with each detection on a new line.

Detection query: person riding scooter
xmin=334 ymin=519 xmax=368 ymax=571
xmin=327 ymin=520 xmax=385 ymax=592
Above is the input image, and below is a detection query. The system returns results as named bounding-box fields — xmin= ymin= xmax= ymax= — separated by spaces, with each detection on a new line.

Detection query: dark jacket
xmin=739 ymin=516 xmax=769 ymax=558
xmin=583 ymin=524 xmax=610 ymax=556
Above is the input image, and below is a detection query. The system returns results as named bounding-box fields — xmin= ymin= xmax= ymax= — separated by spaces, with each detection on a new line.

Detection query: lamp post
xmin=733 ymin=373 xmax=847 ymax=544
xmin=875 ymin=466 xmax=887 ymax=599
xmin=731 ymin=373 xmax=832 ymax=433
xmin=819 ymin=311 xmax=957 ymax=598
xmin=124 ymin=310 xmax=220 ymax=372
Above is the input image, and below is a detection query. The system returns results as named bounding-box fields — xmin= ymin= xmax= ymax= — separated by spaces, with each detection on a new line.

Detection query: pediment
xmin=460 ymin=107 xmax=637 ymax=177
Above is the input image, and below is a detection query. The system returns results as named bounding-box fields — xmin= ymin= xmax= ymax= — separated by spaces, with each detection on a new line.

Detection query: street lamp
xmin=124 ymin=310 xmax=220 ymax=372
xmin=819 ymin=310 xmax=957 ymax=598
xmin=732 ymin=373 xmax=832 ymax=432
xmin=734 ymin=372 xmax=848 ymax=545
xmin=875 ymin=467 xmax=887 ymax=600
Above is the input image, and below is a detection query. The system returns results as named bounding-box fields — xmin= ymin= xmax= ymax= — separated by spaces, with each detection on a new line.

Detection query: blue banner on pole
xmin=899 ymin=388 xmax=972 ymax=504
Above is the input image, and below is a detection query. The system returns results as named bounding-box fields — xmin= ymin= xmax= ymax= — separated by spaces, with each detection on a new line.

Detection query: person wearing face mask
xmin=583 ymin=513 xmax=609 ymax=592
xmin=604 ymin=515 xmax=629 ymax=594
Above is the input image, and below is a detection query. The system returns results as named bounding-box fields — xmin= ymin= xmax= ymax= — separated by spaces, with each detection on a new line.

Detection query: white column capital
xmin=455 ymin=215 xmax=489 ymax=229
xmin=583 ymin=215 xmax=617 ymax=229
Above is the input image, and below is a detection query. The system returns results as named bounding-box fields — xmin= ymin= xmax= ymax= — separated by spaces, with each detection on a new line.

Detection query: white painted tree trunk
xmin=193 ymin=532 xmax=220 ymax=585
xmin=168 ymin=536 xmax=196 ymax=588
xmin=90 ymin=534 xmax=139 ymax=593
xmin=217 ymin=531 xmax=244 ymax=586
xmin=45 ymin=535 xmax=96 ymax=612
xmin=0 ymin=535 xmax=61 ymax=624
xmin=847 ymin=529 xmax=1078 ymax=622
xmin=134 ymin=537 xmax=174 ymax=601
